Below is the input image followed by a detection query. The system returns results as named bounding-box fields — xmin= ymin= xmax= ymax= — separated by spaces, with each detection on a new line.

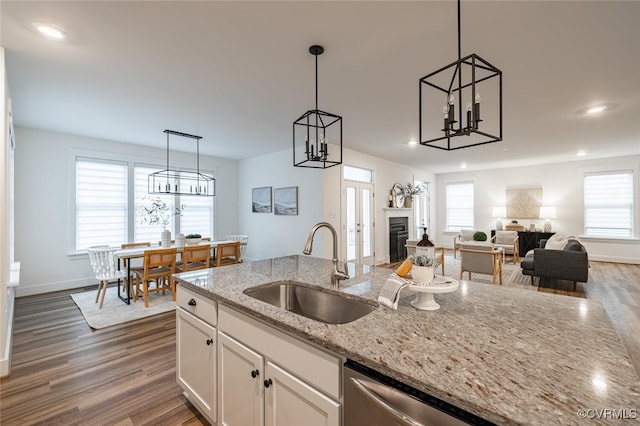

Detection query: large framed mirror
xmin=392 ymin=183 xmax=404 ymax=208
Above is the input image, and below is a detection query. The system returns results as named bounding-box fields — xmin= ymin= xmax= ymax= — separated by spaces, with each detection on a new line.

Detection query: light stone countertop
xmin=173 ymin=255 xmax=640 ymax=425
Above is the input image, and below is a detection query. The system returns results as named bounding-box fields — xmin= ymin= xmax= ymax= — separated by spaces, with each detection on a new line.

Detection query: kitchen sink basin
xmin=243 ymin=281 xmax=376 ymax=324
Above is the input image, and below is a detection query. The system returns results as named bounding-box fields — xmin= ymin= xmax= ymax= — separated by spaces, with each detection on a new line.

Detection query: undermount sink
xmin=243 ymin=281 xmax=376 ymax=324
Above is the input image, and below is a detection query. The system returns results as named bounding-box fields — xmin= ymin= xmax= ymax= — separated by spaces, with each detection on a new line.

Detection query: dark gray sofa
xmin=520 ymin=238 xmax=588 ymax=289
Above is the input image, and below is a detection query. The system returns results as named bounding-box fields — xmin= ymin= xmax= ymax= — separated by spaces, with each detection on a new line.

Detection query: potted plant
xmin=401 ymin=183 xmax=425 ymax=208
xmin=139 ymin=197 xmax=184 ymax=246
xmin=411 ymin=254 xmax=434 ymax=285
xmin=473 ymin=231 xmax=488 ymax=242
xmin=185 ymin=233 xmax=202 ymax=245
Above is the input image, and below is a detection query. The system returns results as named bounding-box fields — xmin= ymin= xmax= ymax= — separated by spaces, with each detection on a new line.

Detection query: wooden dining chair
xmin=214 ymin=242 xmax=241 ymax=267
xmin=226 ymin=235 xmax=248 ymax=262
xmin=177 ymin=244 xmax=211 ymax=272
xmin=133 ymin=247 xmax=177 ymax=308
xmin=120 ymin=242 xmax=151 ymax=292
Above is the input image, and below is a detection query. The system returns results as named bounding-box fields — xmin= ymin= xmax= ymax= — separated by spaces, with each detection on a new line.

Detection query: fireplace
xmin=389 ymin=217 xmax=409 ymax=263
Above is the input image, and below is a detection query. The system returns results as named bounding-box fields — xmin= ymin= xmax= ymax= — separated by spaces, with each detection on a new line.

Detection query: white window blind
xmin=584 ymin=170 xmax=634 ymax=238
xmin=446 ymin=181 xmax=474 ymax=232
xmin=75 ymin=158 xmax=127 ymax=250
xmin=134 ymin=165 xmax=176 ymax=243
xmin=180 ymin=195 xmax=213 ymax=238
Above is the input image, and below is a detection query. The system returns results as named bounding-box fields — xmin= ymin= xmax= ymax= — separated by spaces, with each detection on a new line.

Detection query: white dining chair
xmin=87 ymin=246 xmax=129 ymax=309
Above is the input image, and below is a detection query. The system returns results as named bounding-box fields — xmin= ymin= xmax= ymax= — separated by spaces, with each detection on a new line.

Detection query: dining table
xmin=114 ymin=240 xmax=233 ymax=304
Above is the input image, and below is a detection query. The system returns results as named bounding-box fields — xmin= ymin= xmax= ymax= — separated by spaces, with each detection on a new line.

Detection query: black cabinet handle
xmin=188 ymin=298 xmax=197 ymax=306
xmin=251 ymin=369 xmax=259 ymax=378
xmin=206 ymin=338 xmax=214 ymax=346
xmin=264 ymin=379 xmax=273 ymax=388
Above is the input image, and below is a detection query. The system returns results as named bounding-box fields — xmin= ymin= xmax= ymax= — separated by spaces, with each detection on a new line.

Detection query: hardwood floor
xmin=0 ymin=289 xmax=207 ymax=426
xmin=1 ymin=260 xmax=639 ymax=425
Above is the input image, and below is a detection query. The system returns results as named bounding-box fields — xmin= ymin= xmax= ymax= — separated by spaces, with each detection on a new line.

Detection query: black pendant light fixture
xmin=419 ymin=0 xmax=502 ymax=150
xmin=148 ymin=129 xmax=215 ymax=197
xmin=293 ymin=44 xmax=343 ymax=169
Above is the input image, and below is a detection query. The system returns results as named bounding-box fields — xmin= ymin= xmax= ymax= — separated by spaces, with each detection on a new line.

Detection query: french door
xmin=343 ymin=181 xmax=374 ymax=265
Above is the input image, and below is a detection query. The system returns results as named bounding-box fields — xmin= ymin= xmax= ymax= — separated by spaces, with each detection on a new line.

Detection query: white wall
xmin=238 ymin=149 xmax=324 ymax=261
xmin=1 ymin=47 xmax=12 ymax=376
xmin=14 ymin=127 xmax=239 ymax=296
xmin=434 ymin=156 xmax=640 ymax=264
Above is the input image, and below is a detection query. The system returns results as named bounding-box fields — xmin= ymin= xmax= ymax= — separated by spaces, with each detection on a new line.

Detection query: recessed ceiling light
xmin=576 ymin=150 xmax=586 ymax=156
xmin=33 ymin=21 xmax=67 ymax=40
xmin=408 ymin=140 xmax=417 ymax=146
xmin=460 ymin=163 xmax=467 ymax=169
xmin=586 ymin=105 xmax=606 ymax=115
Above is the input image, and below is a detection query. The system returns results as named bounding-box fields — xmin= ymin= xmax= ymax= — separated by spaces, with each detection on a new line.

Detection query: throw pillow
xmin=460 ymin=229 xmax=476 ymax=242
xmin=544 ymin=234 xmax=578 ymax=250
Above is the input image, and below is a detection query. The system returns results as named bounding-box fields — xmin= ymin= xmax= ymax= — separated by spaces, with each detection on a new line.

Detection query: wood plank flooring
xmin=1 ymin=260 xmax=639 ymax=425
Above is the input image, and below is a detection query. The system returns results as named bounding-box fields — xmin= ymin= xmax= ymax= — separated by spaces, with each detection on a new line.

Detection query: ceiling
xmin=2 ymin=1 xmax=639 ymax=174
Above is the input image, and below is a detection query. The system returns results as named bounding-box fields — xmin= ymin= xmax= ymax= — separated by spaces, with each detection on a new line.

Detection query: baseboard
xmin=589 ymin=255 xmax=640 ymax=265
xmin=16 ymin=277 xmax=96 ymax=297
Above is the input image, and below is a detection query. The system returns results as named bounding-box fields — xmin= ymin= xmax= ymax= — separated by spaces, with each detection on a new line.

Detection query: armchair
xmin=453 ymin=229 xmax=479 ymax=258
xmin=459 ymin=242 xmax=503 ymax=285
xmin=491 ymin=230 xmax=519 ymax=263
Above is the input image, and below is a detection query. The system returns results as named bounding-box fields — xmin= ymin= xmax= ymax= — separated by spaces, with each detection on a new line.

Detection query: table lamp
xmin=492 ymin=206 xmax=506 ymax=230
xmin=539 ymin=206 xmax=556 ymax=232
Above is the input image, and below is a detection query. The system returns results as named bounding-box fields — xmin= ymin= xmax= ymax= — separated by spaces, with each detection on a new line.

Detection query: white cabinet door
xmin=264 ymin=361 xmax=340 ymax=426
xmin=176 ymin=308 xmax=216 ymax=422
xmin=218 ymin=332 xmax=264 ymax=426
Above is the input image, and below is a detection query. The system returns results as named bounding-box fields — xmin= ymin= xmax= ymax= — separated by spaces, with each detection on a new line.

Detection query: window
xmin=584 ymin=170 xmax=634 ymax=238
xmin=343 ymin=165 xmax=373 ymax=183
xmin=75 ymin=158 xmax=127 ymax=250
xmin=445 ymin=181 xmax=474 ymax=232
xmin=414 ymin=181 xmax=430 ymax=236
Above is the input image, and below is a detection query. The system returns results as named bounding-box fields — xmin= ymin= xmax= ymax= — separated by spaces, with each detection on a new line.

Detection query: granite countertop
xmin=174 ymin=255 xmax=640 ymax=425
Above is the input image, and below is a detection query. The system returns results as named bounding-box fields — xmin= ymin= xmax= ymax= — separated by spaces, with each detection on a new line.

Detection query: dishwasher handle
xmin=349 ymin=377 xmax=426 ymax=426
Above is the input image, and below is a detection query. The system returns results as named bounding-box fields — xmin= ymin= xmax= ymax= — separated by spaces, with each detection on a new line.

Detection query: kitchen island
xmin=174 ymin=255 xmax=639 ymax=425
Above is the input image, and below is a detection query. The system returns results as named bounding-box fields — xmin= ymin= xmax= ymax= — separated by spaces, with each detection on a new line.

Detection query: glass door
xmin=344 ymin=181 xmax=374 ymax=265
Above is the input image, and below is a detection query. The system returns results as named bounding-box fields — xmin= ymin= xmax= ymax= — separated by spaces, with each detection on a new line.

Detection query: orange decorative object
xmin=396 ymin=258 xmax=413 ymax=277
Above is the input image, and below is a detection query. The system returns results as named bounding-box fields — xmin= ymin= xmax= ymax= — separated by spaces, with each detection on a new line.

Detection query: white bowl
xmin=185 ymin=237 xmax=202 ymax=245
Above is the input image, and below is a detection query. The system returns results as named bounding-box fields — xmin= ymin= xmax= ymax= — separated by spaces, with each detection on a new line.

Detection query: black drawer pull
xmin=264 ymin=379 xmax=272 ymax=388
xmin=206 ymin=338 xmax=214 ymax=346
xmin=251 ymin=369 xmax=259 ymax=378
xmin=188 ymin=298 xmax=197 ymax=306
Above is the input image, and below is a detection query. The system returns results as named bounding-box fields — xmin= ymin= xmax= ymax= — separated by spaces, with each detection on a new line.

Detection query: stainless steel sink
xmin=244 ymin=281 xmax=376 ymax=324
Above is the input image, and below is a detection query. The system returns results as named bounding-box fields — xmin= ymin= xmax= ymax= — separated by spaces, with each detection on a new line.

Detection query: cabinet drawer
xmin=177 ymin=286 xmax=217 ymax=326
xmin=218 ymin=305 xmax=341 ymax=400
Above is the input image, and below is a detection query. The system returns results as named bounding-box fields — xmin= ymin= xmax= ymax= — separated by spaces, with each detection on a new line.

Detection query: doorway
xmin=344 ymin=182 xmax=374 ymax=265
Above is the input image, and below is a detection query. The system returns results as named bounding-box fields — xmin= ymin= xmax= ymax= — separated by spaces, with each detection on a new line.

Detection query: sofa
xmin=520 ymin=235 xmax=588 ymax=290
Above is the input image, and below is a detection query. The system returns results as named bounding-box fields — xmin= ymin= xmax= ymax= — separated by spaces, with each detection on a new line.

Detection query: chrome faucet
xmin=303 ymin=222 xmax=350 ymax=287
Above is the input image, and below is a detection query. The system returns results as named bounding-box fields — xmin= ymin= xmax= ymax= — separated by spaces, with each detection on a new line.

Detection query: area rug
xmin=70 ymin=285 xmax=176 ymax=329
xmin=442 ymin=254 xmax=533 ymax=290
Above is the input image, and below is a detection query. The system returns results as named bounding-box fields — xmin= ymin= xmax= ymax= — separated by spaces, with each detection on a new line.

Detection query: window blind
xmin=584 ymin=170 xmax=634 ymax=238
xmin=446 ymin=182 xmax=474 ymax=232
xmin=75 ymin=158 xmax=127 ymax=250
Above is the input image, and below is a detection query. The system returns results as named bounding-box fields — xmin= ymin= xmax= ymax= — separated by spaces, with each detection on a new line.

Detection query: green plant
xmin=401 ymin=183 xmax=425 ymax=197
xmin=186 ymin=233 xmax=201 ymax=239
xmin=473 ymin=231 xmax=487 ymax=241
xmin=511 ymin=220 xmax=518 ymax=224
xmin=138 ymin=197 xmax=184 ymax=228
xmin=411 ymin=254 xmax=433 ymax=267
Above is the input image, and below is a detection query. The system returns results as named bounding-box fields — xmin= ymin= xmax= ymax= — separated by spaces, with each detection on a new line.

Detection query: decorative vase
xmin=161 ymin=229 xmax=171 ymax=247
xmin=404 ymin=197 xmax=413 ymax=208
xmin=411 ymin=265 xmax=434 ymax=285
xmin=176 ymin=233 xmax=186 ymax=248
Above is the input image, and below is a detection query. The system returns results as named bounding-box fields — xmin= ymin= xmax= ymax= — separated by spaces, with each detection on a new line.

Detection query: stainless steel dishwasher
xmin=343 ymin=360 xmax=494 ymax=426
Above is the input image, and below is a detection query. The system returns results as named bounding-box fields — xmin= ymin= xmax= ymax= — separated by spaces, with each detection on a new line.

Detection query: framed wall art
xmin=252 ymin=186 xmax=272 ymax=213
xmin=274 ymin=186 xmax=298 ymax=215
xmin=506 ymin=186 xmax=542 ymax=219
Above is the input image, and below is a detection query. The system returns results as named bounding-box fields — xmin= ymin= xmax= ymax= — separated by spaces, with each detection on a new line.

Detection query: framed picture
xmin=506 ymin=187 xmax=542 ymax=219
xmin=274 ymin=186 xmax=298 ymax=215
xmin=252 ymin=186 xmax=272 ymax=212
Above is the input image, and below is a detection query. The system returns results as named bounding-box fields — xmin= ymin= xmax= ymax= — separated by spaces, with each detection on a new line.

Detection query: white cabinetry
xmin=218 ymin=305 xmax=341 ymax=426
xmin=176 ymin=287 xmax=218 ymax=423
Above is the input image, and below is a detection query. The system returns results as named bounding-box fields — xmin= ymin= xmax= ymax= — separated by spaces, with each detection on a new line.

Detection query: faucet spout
xmin=302 ymin=222 xmax=349 ymax=287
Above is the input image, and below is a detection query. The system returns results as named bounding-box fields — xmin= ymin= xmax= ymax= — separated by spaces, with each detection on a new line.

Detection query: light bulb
xmin=475 ymin=93 xmax=481 ymax=103
xmin=466 ymin=102 xmax=472 ymax=112
xmin=448 ymin=94 xmax=455 ymax=105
